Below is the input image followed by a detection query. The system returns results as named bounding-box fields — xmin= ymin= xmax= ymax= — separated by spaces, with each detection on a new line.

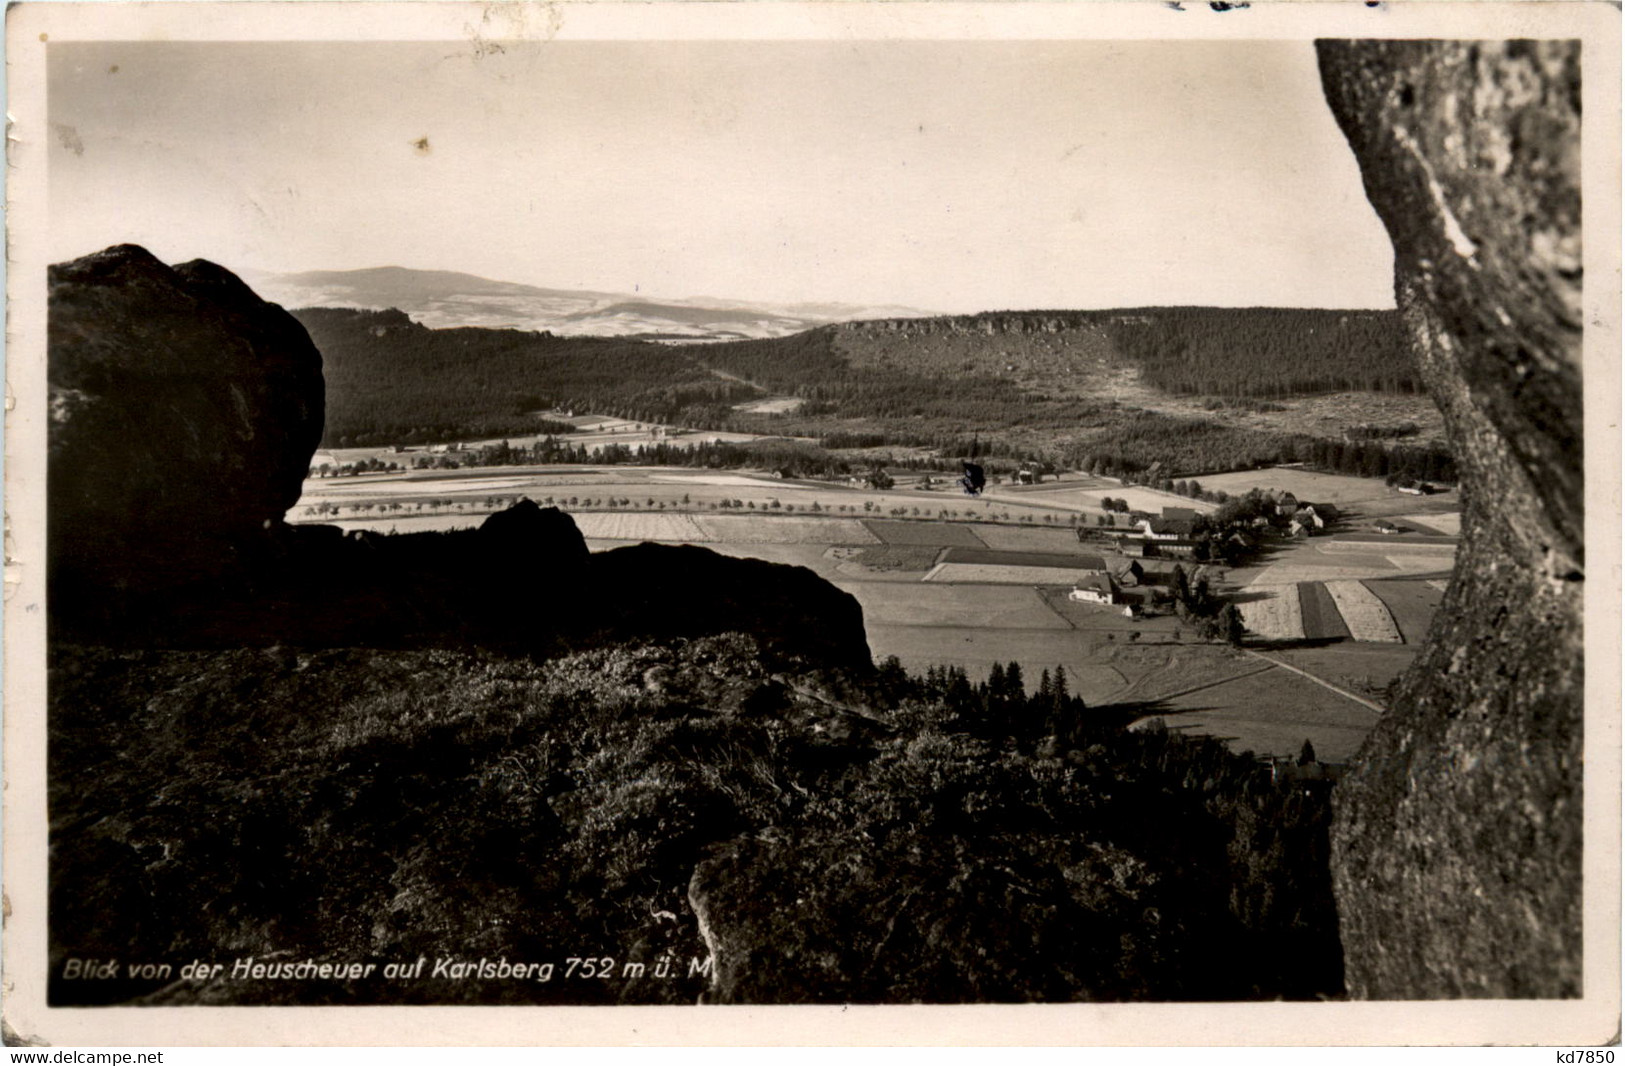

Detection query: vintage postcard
xmin=3 ymin=0 xmax=1619 ymax=1048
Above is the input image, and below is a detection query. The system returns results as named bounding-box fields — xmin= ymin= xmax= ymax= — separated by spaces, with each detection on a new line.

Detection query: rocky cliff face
xmin=49 ymin=245 xmax=326 ymax=610
xmin=1317 ymin=40 xmax=1583 ymax=998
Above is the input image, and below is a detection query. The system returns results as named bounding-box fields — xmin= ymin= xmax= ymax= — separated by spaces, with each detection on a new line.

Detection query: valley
xmin=293 ymin=454 xmax=1459 ymax=766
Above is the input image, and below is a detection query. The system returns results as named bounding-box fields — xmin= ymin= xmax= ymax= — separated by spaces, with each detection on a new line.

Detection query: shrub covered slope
xmin=51 ymin=636 xmax=1342 ymax=1006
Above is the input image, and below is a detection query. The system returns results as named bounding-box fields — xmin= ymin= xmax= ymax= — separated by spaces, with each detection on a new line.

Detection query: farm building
xmin=1108 ymin=558 xmax=1145 ymax=587
xmin=1305 ymin=501 xmax=1340 ymax=522
xmin=1118 ymin=536 xmax=1199 ymax=558
xmin=1161 ymin=506 xmax=1200 ymax=521
xmin=1139 ymin=517 xmax=1196 ymax=540
xmin=1069 ymin=574 xmax=1122 ymax=605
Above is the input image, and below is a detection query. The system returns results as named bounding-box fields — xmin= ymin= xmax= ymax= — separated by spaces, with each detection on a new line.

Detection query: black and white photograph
xmin=3 ymin=0 xmax=1618 ymax=1048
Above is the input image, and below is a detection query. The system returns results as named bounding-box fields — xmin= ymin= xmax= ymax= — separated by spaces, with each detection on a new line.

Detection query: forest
xmin=293 ymin=307 xmax=752 ymax=447
xmin=294 ymin=306 xmax=1451 ymax=484
xmin=829 ymin=307 xmax=1414 ymax=397
xmin=1098 ymin=307 xmax=1414 ymax=396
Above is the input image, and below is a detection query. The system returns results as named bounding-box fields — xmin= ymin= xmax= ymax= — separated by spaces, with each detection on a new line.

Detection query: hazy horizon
xmin=49 ymin=39 xmax=1397 ymax=315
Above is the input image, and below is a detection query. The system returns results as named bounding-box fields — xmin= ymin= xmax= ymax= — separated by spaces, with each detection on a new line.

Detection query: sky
xmin=47 ymin=39 xmax=1395 ymax=314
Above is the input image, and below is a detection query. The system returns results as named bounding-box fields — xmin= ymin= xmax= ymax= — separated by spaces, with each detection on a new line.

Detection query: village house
xmin=1069 ymin=573 xmax=1122 ymax=605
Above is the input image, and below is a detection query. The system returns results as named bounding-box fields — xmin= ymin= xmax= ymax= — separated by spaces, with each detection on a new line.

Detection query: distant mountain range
xmin=247 ymin=266 xmax=937 ymax=342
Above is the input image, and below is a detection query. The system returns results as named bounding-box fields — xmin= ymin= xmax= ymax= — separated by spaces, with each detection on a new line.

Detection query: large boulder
xmin=49 ymin=245 xmax=326 ymax=615
xmin=587 ymin=543 xmax=872 ymax=672
xmin=1316 ymin=41 xmax=1583 ymax=997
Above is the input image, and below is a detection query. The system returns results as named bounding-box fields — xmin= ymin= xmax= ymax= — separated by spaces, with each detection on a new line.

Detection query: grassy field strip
xmin=1317 ymin=539 xmax=1453 ymax=554
xmin=851 ymin=584 xmax=1071 ymax=630
xmin=1392 ymin=512 xmax=1463 ymax=536
xmin=1132 ymin=662 xmax=1281 ymax=705
xmin=836 ymin=544 xmax=943 ymax=572
xmin=1248 ymin=563 xmax=1398 ymax=585
xmin=941 ymin=547 xmax=1105 ymax=569
xmin=320 ymin=514 xmax=482 ymax=533
xmin=984 ymin=485 xmax=1213 ymax=516
xmin=1242 ymin=649 xmax=1387 ymax=714
xmin=971 ymin=524 xmax=1111 ymax=555
xmin=1322 ymin=581 xmax=1404 ymax=643
xmin=923 ymin=563 xmax=1092 ymax=586
xmin=691 ymin=515 xmax=879 ymax=545
xmin=1384 ymin=553 xmax=1460 ymax=574
xmin=646 ymin=473 xmax=783 ymax=487
xmin=571 ymin=513 xmax=711 ymax=541
xmin=1237 ymin=586 xmax=1305 ymax=641
xmin=864 ymin=520 xmax=988 ymax=548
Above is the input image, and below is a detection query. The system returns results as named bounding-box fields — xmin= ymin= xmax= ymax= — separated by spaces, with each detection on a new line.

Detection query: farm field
xmin=571 ymin=513 xmax=709 ymax=541
xmin=862 ymin=520 xmax=988 ymax=548
xmin=289 ymin=462 xmax=1457 ymax=763
xmin=969 ymin=523 xmax=1116 ymax=555
xmin=1298 ymin=581 xmax=1353 ymax=642
xmin=833 ymin=544 xmax=943 ymax=572
xmin=941 ymin=547 xmax=1106 ymax=569
xmin=924 ymin=563 xmax=1098 ymax=586
xmin=1196 ymin=466 xmax=1419 ymax=508
xmin=849 ymin=582 xmax=1069 ymax=631
xmin=1267 ymin=643 xmax=1417 ymax=708
xmin=691 ymin=515 xmax=878 ymax=545
xmin=983 ymin=481 xmax=1214 ymax=517
xmin=1139 ymin=664 xmax=1382 ymax=764
xmin=1236 ymin=587 xmax=1305 ymax=642
xmin=1231 ymin=534 xmax=1457 ymax=589
xmin=1364 ymin=575 xmax=1448 ymax=644
xmin=1322 ymin=581 xmax=1403 ymax=643
xmin=294 ymin=465 xmax=1077 ymax=529
xmin=1393 ymin=511 xmax=1462 ymax=535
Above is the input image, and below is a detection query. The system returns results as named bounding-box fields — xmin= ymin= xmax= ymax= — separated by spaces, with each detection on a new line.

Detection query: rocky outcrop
xmin=1316 ymin=41 xmax=1583 ymax=998
xmin=49 ymin=245 xmax=326 ymax=612
xmin=46 ymin=247 xmax=872 ymax=672
xmin=588 ymin=544 xmax=872 ymax=672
